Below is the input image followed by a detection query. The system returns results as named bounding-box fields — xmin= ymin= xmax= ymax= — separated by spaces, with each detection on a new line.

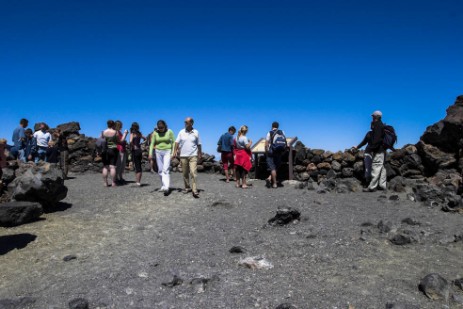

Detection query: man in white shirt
xmin=33 ymin=123 xmax=52 ymax=163
xmin=173 ymin=117 xmax=202 ymax=198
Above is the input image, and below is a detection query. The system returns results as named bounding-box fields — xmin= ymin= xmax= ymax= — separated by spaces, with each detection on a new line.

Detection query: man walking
xmin=265 ymin=121 xmax=287 ymax=188
xmin=217 ymin=126 xmax=236 ymax=183
xmin=355 ymin=110 xmax=387 ymax=192
xmin=173 ymin=117 xmax=202 ymax=198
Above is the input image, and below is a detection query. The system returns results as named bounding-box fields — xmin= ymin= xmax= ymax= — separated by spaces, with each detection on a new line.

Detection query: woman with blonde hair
xmin=233 ymin=125 xmax=253 ymax=189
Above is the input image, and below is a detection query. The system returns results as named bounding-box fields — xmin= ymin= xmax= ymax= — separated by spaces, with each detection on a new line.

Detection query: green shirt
xmin=149 ymin=129 xmax=175 ymax=156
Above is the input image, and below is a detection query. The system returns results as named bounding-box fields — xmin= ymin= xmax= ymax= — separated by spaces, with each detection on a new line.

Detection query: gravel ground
xmin=1 ymin=170 xmax=463 ymax=309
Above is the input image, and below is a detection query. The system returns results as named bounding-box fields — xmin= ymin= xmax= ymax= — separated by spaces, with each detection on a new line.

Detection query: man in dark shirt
xmin=354 ymin=111 xmax=387 ymax=192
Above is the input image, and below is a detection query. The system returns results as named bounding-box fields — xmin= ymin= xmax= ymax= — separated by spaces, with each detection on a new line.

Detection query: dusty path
xmin=1 ymin=171 xmax=463 ymax=308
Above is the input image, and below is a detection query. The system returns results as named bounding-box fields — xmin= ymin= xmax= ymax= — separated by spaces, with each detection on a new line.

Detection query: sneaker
xmin=192 ymin=191 xmax=199 ymax=198
xmin=363 ymin=187 xmax=377 ymax=192
xmin=182 ymin=188 xmax=192 ymax=194
xmin=265 ymin=179 xmax=271 ymax=188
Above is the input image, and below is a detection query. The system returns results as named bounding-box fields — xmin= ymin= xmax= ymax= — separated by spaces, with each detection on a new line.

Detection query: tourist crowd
xmin=4 ymin=110 xmax=391 ymax=198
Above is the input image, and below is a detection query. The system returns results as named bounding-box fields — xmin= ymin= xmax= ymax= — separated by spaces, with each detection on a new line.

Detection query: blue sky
xmin=1 ymin=0 xmax=462 ymax=154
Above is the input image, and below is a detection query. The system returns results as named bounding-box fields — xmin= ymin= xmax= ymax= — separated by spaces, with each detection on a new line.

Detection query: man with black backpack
xmin=265 ymin=121 xmax=287 ymax=188
xmin=353 ymin=110 xmax=387 ymax=192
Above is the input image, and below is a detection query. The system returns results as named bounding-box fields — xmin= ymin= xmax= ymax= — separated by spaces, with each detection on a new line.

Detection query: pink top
xmin=116 ymin=131 xmax=127 ymax=153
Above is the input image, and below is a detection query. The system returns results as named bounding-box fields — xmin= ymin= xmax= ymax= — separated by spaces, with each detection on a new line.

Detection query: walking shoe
xmin=192 ymin=191 xmax=199 ymax=198
xmin=265 ymin=179 xmax=271 ymax=188
xmin=362 ymin=187 xmax=377 ymax=192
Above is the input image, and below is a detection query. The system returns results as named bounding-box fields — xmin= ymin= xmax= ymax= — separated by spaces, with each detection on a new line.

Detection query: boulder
xmin=268 ymin=207 xmax=301 ymax=226
xmin=8 ymin=163 xmax=68 ymax=208
xmin=306 ymin=163 xmax=317 ymax=172
xmin=419 ymin=273 xmax=450 ymax=301
xmin=342 ymin=151 xmax=356 ymax=163
xmin=332 ymin=151 xmax=343 ymax=161
xmin=388 ymin=176 xmax=407 ymax=193
xmin=336 ymin=178 xmax=361 ymax=193
xmin=341 ymin=167 xmax=353 ymax=178
xmin=0 ymin=201 xmax=43 ymax=227
xmin=56 ymin=122 xmax=81 ymax=135
xmin=294 ymin=165 xmax=306 ymax=173
xmin=317 ymin=162 xmax=331 ymax=170
xmin=417 ymin=141 xmax=457 ymax=174
xmin=317 ymin=178 xmax=336 ymax=193
xmin=331 ymin=160 xmax=341 ymax=172
xmin=312 ymin=149 xmax=325 ymax=156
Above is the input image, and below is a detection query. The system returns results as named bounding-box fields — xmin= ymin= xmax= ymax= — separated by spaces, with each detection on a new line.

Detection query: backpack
xmin=95 ymin=133 xmax=107 ymax=155
xmin=270 ymin=130 xmax=287 ymax=154
xmin=383 ymin=124 xmax=397 ymax=150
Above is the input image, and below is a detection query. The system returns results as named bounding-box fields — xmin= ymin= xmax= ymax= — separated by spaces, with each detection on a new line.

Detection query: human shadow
xmin=43 ymin=202 xmax=73 ymax=214
xmin=0 ymin=233 xmax=37 ymax=255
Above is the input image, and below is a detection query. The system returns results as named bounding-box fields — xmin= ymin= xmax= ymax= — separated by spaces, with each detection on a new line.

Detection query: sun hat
xmin=371 ymin=110 xmax=382 ymax=117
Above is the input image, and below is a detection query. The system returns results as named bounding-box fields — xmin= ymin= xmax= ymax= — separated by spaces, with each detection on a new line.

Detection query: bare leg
xmin=271 ymin=170 xmax=277 ymax=188
xmin=110 ymin=165 xmax=117 ymax=187
xmin=102 ymin=166 xmax=109 ymax=186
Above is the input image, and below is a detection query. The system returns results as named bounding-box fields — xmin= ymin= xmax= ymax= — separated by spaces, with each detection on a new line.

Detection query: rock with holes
xmin=8 ymin=162 xmax=67 ymax=208
xmin=418 ymin=273 xmax=450 ymax=301
xmin=0 ymin=201 xmax=43 ymax=227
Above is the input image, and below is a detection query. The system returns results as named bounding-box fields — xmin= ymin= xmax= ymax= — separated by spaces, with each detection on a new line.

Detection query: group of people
xmin=217 ymin=121 xmax=288 ymax=189
xmin=8 ymin=118 xmax=69 ymax=178
xmin=6 ymin=111 xmax=391 ymax=196
xmin=99 ymin=117 xmax=201 ymax=198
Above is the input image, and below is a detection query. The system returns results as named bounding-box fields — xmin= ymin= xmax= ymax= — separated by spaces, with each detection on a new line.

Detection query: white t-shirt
xmin=34 ymin=130 xmax=51 ymax=147
xmin=235 ymin=136 xmax=249 ymax=149
xmin=175 ymin=128 xmax=201 ymax=157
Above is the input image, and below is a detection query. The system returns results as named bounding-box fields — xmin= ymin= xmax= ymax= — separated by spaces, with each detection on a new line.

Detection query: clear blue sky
xmin=1 ymin=0 xmax=462 ymax=154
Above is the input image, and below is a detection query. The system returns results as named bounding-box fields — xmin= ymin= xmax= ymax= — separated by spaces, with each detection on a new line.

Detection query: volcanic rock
xmin=0 ymin=201 xmax=43 ymax=227
xmin=8 ymin=163 xmax=68 ymax=208
xmin=418 ymin=273 xmax=450 ymax=301
xmin=268 ymin=207 xmax=301 ymax=226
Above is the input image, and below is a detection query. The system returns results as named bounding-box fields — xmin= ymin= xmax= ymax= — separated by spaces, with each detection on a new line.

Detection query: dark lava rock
xmin=275 ymin=304 xmax=298 ymax=309
xmin=401 ymin=217 xmax=420 ymax=226
xmin=268 ymin=207 xmax=301 ymax=226
xmin=162 ymin=275 xmax=183 ymax=288
xmin=210 ymin=200 xmax=234 ymax=208
xmin=63 ymin=255 xmax=77 ymax=262
xmin=190 ymin=277 xmax=210 ymax=293
xmin=229 ymin=246 xmax=246 ymax=254
xmin=8 ymin=163 xmax=67 ymax=208
xmin=0 ymin=201 xmax=43 ymax=227
xmin=317 ymin=179 xmax=336 ymax=193
xmin=418 ymin=273 xmax=450 ymax=301
xmin=454 ymin=278 xmax=463 ymax=290
xmin=336 ymin=178 xmax=362 ymax=193
xmin=0 ymin=297 xmax=36 ymax=309
xmin=388 ymin=176 xmax=407 ymax=192
xmin=389 ymin=195 xmax=400 ymax=201
xmin=413 ymin=183 xmax=445 ymax=204
xmin=68 ymin=298 xmax=89 ymax=309
xmin=56 ymin=122 xmax=81 ymax=135
xmin=377 ymin=220 xmax=392 ymax=234
xmin=389 ymin=230 xmax=419 ymax=245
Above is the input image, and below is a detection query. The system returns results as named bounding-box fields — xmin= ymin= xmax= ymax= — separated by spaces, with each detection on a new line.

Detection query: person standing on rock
xmin=217 ymin=126 xmax=236 ymax=183
xmin=102 ymin=120 xmax=121 ymax=187
xmin=233 ymin=125 xmax=253 ymax=189
xmin=33 ymin=123 xmax=52 ymax=163
xmin=10 ymin=118 xmax=28 ymax=160
xmin=149 ymin=120 xmax=175 ymax=195
xmin=265 ymin=121 xmax=287 ymax=188
xmin=129 ymin=122 xmax=146 ymax=187
xmin=114 ymin=120 xmax=129 ymax=185
xmin=352 ymin=124 xmax=373 ymax=187
xmin=356 ymin=110 xmax=387 ymax=192
xmin=173 ymin=117 xmax=202 ymax=198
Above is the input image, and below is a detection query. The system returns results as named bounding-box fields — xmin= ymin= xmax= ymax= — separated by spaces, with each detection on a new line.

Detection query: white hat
xmin=371 ymin=110 xmax=382 ymax=117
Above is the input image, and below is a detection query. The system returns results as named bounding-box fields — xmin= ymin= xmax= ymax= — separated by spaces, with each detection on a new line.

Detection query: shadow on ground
xmin=0 ymin=234 xmax=37 ymax=255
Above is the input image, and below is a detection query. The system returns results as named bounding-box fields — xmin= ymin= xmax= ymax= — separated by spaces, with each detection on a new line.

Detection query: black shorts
xmin=102 ymin=148 xmax=119 ymax=166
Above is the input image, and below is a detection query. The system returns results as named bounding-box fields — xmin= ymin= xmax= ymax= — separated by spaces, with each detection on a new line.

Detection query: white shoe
xmin=160 ymin=187 xmax=166 ymax=192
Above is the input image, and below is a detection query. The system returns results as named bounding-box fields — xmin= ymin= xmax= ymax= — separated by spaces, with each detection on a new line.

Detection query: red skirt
xmin=234 ymin=148 xmax=252 ymax=172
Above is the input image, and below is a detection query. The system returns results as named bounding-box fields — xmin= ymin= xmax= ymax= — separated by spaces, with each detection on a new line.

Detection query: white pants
xmin=156 ymin=149 xmax=171 ymax=189
xmin=368 ymin=151 xmax=387 ymax=190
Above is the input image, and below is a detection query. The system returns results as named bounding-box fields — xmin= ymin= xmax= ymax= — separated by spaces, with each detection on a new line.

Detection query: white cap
xmin=371 ymin=110 xmax=382 ymax=117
